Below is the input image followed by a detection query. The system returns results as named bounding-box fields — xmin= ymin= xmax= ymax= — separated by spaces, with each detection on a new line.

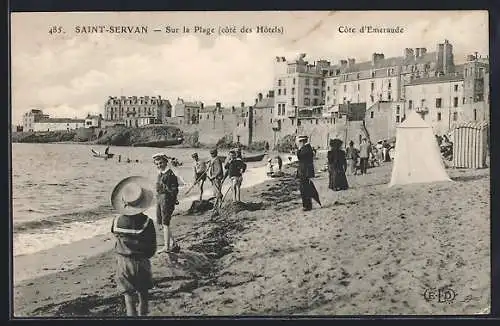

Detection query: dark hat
xmin=191 ymin=152 xmax=198 ymax=158
xmin=152 ymin=153 xmax=169 ymax=162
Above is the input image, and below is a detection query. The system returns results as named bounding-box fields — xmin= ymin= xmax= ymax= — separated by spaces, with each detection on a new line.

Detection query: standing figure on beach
xmin=224 ymin=149 xmax=247 ymax=203
xmin=110 ymin=176 xmax=157 ymax=317
xmin=276 ymin=155 xmax=283 ymax=172
xmin=327 ymin=138 xmax=349 ymax=191
xmin=152 ymin=153 xmax=180 ymax=254
xmin=191 ymin=153 xmax=207 ymax=201
xmin=207 ymin=148 xmax=224 ymax=217
xmin=359 ymin=138 xmax=370 ymax=175
xmin=345 ymin=141 xmax=359 ymax=176
xmin=296 ymin=135 xmax=316 ymax=211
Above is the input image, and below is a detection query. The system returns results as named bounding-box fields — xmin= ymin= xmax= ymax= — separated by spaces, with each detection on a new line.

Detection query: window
xmin=315 ymin=119 xmax=319 ymax=124
xmin=453 ymin=112 xmax=458 ymax=121
xmin=371 ymin=71 xmax=375 ymax=78
xmin=421 ymin=99 xmax=425 ymax=107
xmin=436 ymin=98 xmax=442 ymax=108
xmin=304 ymin=88 xmax=310 ymax=95
xmin=437 ymin=112 xmax=442 ymax=121
xmin=371 ymin=82 xmax=375 ymax=91
xmin=293 ymin=78 xmax=296 ymax=85
xmin=322 ymin=81 xmax=326 ymax=87
xmin=284 ymin=89 xmax=287 ymax=95
xmin=370 ymin=95 xmax=374 ymax=102
xmin=463 ymin=97 xmax=466 ymax=104
xmin=357 ymin=73 xmax=360 ymax=79
xmin=454 ymin=84 xmax=459 ymax=92
xmin=370 ymin=111 xmax=374 ymax=118
xmin=313 ymin=78 xmax=319 ymax=86
xmin=357 ymin=84 xmax=360 ymax=91
xmin=343 ymin=85 xmax=347 ymax=92
xmin=453 ymin=97 xmax=458 ymax=107
xmin=327 ymin=86 xmax=330 ymax=91
xmin=388 ymin=81 xmax=392 ymax=89
xmin=474 ymin=109 xmax=477 ymax=121
xmin=388 ymin=93 xmax=392 ymax=101
xmin=396 ymin=105 xmax=400 ymax=114
xmin=305 ymin=78 xmax=310 ymax=85
xmin=278 ymin=79 xmax=282 ymax=86
xmin=313 ymin=98 xmax=318 ymax=105
xmin=291 ymin=88 xmax=295 ymax=95
xmin=291 ymin=98 xmax=295 ymax=105
xmin=304 ymin=98 xmax=310 ymax=106
xmin=396 ymin=116 xmax=400 ymax=123
xmin=291 ymin=119 xmax=294 ymax=125
xmin=333 ymin=89 xmax=337 ymax=96
xmin=408 ymin=100 xmax=413 ymax=109
xmin=278 ymin=89 xmax=282 ymax=96
xmin=326 ymin=96 xmax=330 ymax=102
xmin=322 ymin=91 xmax=326 ymax=97
xmin=314 ymin=88 xmax=320 ymax=96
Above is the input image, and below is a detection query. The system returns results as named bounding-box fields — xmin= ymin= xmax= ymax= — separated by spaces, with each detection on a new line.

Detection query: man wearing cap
xmin=296 ymin=135 xmax=315 ymax=211
xmin=191 ymin=153 xmax=207 ymax=201
xmin=207 ymin=148 xmax=224 ymax=216
xmin=110 ymin=176 xmax=157 ymax=316
xmin=152 ymin=153 xmax=180 ymax=253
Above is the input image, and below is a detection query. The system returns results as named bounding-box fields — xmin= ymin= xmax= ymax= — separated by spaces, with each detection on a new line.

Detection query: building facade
xmin=23 ymin=109 xmax=50 ymax=132
xmin=32 ymin=118 xmax=85 ymax=132
xmin=85 ymin=114 xmax=103 ymax=128
xmin=103 ymin=96 xmax=171 ymax=126
xmin=171 ymin=98 xmax=203 ymax=125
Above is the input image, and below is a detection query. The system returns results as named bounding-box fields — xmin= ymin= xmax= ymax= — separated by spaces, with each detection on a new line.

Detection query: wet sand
xmin=13 ymin=162 xmax=490 ymax=316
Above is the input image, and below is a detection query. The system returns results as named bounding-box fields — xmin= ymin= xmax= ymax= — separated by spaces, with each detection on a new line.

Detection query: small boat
xmin=91 ymin=148 xmax=114 ymax=159
xmin=219 ymin=153 xmax=266 ymax=163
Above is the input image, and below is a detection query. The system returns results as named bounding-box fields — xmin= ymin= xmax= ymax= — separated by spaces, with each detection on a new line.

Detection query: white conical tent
xmin=389 ymin=111 xmax=452 ymax=187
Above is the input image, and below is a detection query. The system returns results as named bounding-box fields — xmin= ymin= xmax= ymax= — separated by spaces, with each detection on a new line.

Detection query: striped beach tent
xmin=452 ymin=121 xmax=489 ymax=169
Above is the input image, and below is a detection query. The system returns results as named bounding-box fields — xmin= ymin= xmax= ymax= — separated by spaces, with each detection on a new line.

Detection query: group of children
xmin=108 ymin=148 xmax=247 ymax=316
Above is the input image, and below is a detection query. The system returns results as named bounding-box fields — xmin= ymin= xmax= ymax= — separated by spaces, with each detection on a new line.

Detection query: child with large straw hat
xmin=110 ymin=176 xmax=156 ymax=316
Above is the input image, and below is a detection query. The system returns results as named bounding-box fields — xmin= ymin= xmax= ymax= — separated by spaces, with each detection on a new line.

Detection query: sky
xmin=10 ymin=11 xmax=488 ymax=125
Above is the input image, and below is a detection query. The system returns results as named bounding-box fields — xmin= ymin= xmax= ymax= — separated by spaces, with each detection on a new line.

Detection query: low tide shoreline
xmin=14 ymin=163 xmax=490 ymax=316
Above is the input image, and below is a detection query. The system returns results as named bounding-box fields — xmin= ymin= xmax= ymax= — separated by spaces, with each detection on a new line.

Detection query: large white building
xmin=32 ymin=118 xmax=85 ymax=132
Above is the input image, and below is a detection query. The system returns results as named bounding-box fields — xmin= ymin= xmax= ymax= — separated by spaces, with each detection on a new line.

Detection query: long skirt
xmin=328 ymin=167 xmax=349 ymax=191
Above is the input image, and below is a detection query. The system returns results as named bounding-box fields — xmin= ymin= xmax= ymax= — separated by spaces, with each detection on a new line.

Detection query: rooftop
xmin=254 ymin=97 xmax=275 ymax=109
xmin=38 ymin=118 xmax=86 ymax=123
xmin=340 ymin=52 xmax=438 ymax=73
xmin=406 ymin=73 xmax=464 ymax=86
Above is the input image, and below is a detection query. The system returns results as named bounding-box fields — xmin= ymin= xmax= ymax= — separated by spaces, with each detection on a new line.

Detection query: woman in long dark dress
xmin=328 ymin=138 xmax=349 ymax=191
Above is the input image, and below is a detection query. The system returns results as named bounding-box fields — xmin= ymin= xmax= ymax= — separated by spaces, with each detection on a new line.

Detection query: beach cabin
xmin=452 ymin=121 xmax=489 ymax=169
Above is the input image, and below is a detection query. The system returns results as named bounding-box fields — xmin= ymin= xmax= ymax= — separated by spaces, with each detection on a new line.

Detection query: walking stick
xmin=184 ymin=169 xmax=208 ymax=195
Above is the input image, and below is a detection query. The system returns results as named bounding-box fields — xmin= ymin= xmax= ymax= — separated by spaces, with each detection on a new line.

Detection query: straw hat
xmin=152 ymin=153 xmax=169 ymax=162
xmin=297 ymin=135 xmax=308 ymax=142
xmin=111 ymin=176 xmax=155 ymax=215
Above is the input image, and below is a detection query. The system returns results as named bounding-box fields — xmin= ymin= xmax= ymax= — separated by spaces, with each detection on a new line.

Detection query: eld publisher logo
xmin=423 ymin=287 xmax=457 ymax=304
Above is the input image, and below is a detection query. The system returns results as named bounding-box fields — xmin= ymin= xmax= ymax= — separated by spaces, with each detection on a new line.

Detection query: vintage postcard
xmin=10 ymin=11 xmax=490 ymax=317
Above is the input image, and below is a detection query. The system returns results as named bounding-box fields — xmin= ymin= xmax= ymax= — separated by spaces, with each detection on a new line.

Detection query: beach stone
xmin=187 ymin=200 xmax=214 ymax=215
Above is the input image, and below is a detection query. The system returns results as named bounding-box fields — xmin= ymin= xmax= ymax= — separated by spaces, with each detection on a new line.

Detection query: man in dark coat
xmin=296 ymin=135 xmax=316 ymax=211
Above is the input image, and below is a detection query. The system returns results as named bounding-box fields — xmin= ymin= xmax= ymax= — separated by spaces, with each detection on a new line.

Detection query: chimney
xmin=258 ymin=93 xmax=263 ymax=101
xmin=347 ymin=58 xmax=356 ymax=66
xmin=241 ymin=102 xmax=245 ymax=108
xmin=340 ymin=60 xmax=348 ymax=67
xmin=371 ymin=53 xmax=384 ymax=65
xmin=404 ymin=48 xmax=414 ymax=59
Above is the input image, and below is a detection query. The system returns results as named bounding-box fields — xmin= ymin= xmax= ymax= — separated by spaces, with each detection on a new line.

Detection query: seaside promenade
xmin=13 ymin=158 xmax=490 ymax=316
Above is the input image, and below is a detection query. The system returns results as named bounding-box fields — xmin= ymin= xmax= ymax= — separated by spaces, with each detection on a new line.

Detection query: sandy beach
xmin=13 ymin=161 xmax=490 ymax=317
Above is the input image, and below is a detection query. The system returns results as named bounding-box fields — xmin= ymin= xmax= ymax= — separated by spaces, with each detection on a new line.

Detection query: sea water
xmin=12 ymin=143 xmax=295 ymax=257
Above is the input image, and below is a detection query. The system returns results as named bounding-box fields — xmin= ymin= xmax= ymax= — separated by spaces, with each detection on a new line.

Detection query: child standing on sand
xmin=152 ymin=153 xmax=180 ymax=253
xmin=110 ymin=176 xmax=157 ymax=317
